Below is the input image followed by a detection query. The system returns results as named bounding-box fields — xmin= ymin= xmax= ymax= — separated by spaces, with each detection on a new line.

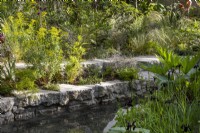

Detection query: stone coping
xmin=14 ymin=56 xmax=159 ymax=69
xmin=59 ymin=80 xmax=126 ymax=92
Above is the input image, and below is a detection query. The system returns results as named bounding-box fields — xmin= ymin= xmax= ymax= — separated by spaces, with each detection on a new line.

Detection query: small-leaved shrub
xmin=116 ymin=67 xmax=139 ymax=81
xmin=65 ymin=35 xmax=85 ymax=84
xmin=77 ymin=65 xmax=102 ymax=85
xmin=43 ymin=83 xmax=60 ymax=91
xmin=102 ymin=66 xmax=117 ymax=80
xmin=15 ymin=69 xmax=38 ymax=92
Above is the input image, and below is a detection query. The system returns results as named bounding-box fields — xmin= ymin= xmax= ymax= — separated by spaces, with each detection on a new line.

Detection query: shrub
xmin=15 ymin=69 xmax=38 ymax=92
xmin=65 ymin=56 xmax=82 ymax=84
xmin=102 ymin=66 xmax=117 ymax=80
xmin=65 ymin=35 xmax=85 ymax=84
xmin=77 ymin=65 xmax=102 ymax=85
xmin=51 ymin=71 xmax=64 ymax=84
xmin=43 ymin=83 xmax=60 ymax=91
xmin=0 ymin=82 xmax=14 ymax=96
xmin=116 ymin=67 xmax=139 ymax=81
xmin=78 ymin=76 xmax=102 ymax=85
xmin=23 ymin=25 xmax=63 ymax=85
xmin=2 ymin=12 xmax=64 ymax=86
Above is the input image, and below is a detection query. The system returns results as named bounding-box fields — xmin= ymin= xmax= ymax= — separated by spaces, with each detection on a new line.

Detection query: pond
xmin=0 ymin=104 xmax=119 ymax=133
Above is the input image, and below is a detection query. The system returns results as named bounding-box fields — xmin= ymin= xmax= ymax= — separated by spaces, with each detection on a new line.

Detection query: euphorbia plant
xmin=65 ymin=35 xmax=85 ymax=84
xmin=23 ymin=20 xmax=63 ymax=85
xmin=29 ymin=12 xmax=64 ymax=85
xmin=1 ymin=12 xmax=64 ymax=92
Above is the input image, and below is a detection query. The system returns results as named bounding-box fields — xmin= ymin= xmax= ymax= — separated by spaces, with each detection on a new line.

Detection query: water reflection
xmin=0 ymin=104 xmax=118 ymax=133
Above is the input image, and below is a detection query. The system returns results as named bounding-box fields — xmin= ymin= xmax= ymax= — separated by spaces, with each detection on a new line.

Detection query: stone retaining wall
xmin=0 ymin=80 xmax=155 ymax=125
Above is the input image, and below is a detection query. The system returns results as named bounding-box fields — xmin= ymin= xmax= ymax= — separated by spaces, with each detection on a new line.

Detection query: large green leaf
xmin=181 ymin=54 xmax=200 ymax=74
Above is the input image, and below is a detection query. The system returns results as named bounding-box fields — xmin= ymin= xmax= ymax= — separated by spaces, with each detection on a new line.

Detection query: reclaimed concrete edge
xmin=0 ymin=80 xmax=155 ymax=125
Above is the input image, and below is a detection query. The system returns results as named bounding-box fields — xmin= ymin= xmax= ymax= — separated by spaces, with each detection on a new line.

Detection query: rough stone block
xmin=0 ymin=112 xmax=14 ymax=124
xmin=0 ymin=97 xmax=15 ymax=114
xmin=94 ymin=85 xmax=107 ymax=98
xmin=15 ymin=111 xmax=35 ymax=120
xmin=59 ymin=92 xmax=69 ymax=106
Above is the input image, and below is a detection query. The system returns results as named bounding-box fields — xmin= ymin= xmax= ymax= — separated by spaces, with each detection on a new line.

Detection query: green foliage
xmin=15 ymin=69 xmax=38 ymax=92
xmin=142 ymin=47 xmax=200 ymax=89
xmin=0 ymin=82 xmax=14 ymax=96
xmin=77 ymin=66 xmax=102 ymax=85
xmin=102 ymin=65 xmax=139 ymax=81
xmin=116 ymin=67 xmax=139 ymax=81
xmin=43 ymin=83 xmax=60 ymax=91
xmin=78 ymin=76 xmax=102 ymax=85
xmin=0 ymin=11 xmax=65 ymax=94
xmin=0 ymin=68 xmax=38 ymax=95
xmin=24 ymin=26 xmax=63 ymax=85
xmin=65 ymin=56 xmax=82 ymax=84
xmin=0 ymin=16 xmax=18 ymax=95
xmin=2 ymin=12 xmax=29 ymax=61
xmin=177 ymin=19 xmax=200 ymax=54
xmin=116 ymin=96 xmax=200 ymax=133
xmin=51 ymin=71 xmax=64 ymax=84
xmin=0 ymin=1 xmax=200 ymax=95
xmin=0 ymin=1 xmax=20 ymax=22
xmin=126 ymin=38 xmax=158 ymax=56
xmin=65 ymin=35 xmax=85 ymax=84
xmin=0 ymin=58 xmax=15 ymax=95
xmin=0 ymin=56 xmax=15 ymax=83
xmin=102 ymin=66 xmax=117 ymax=80
xmin=156 ymin=46 xmax=181 ymax=68
xmin=1 ymin=1 xmax=200 ymax=57
xmin=1 ymin=1 xmax=199 ymax=59
xmin=2 ymin=12 xmax=64 ymax=86
xmin=116 ymin=51 xmax=200 ymax=132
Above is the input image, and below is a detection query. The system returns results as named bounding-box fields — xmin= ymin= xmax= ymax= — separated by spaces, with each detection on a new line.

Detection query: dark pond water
xmin=0 ymin=104 xmax=119 ymax=133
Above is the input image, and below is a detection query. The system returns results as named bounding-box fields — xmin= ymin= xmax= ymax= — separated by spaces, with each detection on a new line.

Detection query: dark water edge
xmin=0 ymin=103 xmax=119 ymax=133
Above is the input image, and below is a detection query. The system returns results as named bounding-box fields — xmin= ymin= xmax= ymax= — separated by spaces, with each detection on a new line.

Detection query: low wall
xmin=0 ymin=80 xmax=155 ymax=125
